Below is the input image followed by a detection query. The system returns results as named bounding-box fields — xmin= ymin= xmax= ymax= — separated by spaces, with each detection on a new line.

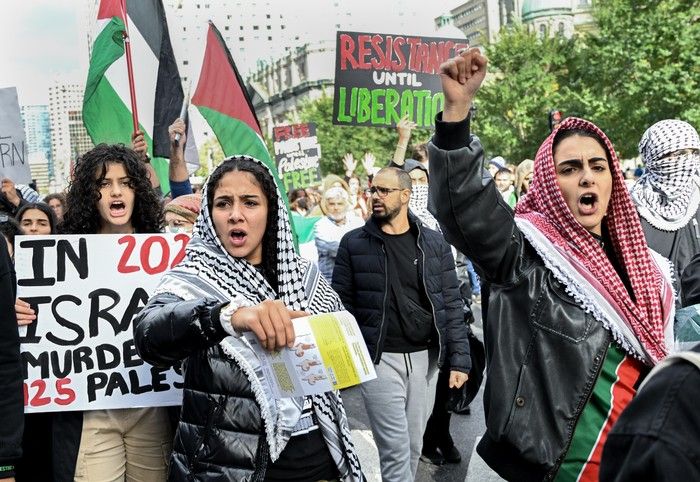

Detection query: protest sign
xmin=244 ymin=311 xmax=376 ymax=398
xmin=332 ymin=31 xmax=468 ymax=128
xmin=273 ymin=123 xmax=322 ymax=191
xmin=15 ymin=233 xmax=189 ymax=413
xmin=0 ymin=87 xmax=31 ymax=184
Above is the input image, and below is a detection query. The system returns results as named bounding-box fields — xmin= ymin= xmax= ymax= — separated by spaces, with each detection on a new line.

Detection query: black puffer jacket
xmin=428 ymin=115 xmax=620 ymax=482
xmin=134 ymin=294 xmax=269 ymax=482
xmin=331 ymin=213 xmax=470 ymax=373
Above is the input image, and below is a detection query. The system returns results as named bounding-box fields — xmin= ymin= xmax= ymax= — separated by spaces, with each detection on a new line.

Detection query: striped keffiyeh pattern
xmin=516 ymin=117 xmax=673 ymax=364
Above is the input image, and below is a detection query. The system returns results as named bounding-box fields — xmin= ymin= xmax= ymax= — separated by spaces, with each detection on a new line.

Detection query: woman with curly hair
xmin=45 ymin=144 xmax=169 ymax=481
xmin=133 ymin=156 xmax=364 ymax=481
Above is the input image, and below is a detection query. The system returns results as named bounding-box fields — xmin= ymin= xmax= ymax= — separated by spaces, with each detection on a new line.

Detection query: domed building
xmin=521 ymin=0 xmax=594 ymax=38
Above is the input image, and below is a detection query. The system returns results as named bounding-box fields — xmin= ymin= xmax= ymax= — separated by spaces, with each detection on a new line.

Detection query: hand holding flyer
xmin=243 ymin=310 xmax=376 ymax=398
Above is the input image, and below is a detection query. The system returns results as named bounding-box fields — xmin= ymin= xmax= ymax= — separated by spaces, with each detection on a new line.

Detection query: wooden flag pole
xmin=120 ymin=0 xmax=139 ymax=134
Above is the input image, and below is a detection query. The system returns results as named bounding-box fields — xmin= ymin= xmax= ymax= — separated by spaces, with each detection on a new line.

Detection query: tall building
xmin=20 ymin=105 xmax=53 ymax=194
xmin=521 ymin=0 xmax=594 ymax=37
xmin=246 ymin=0 xmax=456 ymax=133
xmin=48 ymin=82 xmax=93 ymax=190
xmin=248 ymin=42 xmax=335 ymax=137
xmin=437 ymin=0 xmax=521 ymax=46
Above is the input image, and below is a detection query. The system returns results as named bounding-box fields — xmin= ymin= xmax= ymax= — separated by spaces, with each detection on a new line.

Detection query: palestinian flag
xmin=191 ymin=21 xmax=296 ymax=243
xmin=83 ymin=0 xmax=188 ymax=193
xmin=191 ymin=22 xmax=281 ymax=181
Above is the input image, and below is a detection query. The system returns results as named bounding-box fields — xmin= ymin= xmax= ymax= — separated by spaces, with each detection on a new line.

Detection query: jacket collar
xmin=363 ymin=210 xmax=422 ymax=239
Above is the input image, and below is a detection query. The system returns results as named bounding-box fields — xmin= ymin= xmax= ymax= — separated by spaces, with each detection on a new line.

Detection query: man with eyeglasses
xmin=631 ymin=119 xmax=700 ymax=305
xmin=332 ymin=167 xmax=470 ymax=482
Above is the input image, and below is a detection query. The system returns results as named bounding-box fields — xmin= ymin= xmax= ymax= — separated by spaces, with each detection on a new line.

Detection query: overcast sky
xmin=0 ymin=0 xmax=456 ymax=107
xmin=0 ymin=1 xmax=89 ymax=106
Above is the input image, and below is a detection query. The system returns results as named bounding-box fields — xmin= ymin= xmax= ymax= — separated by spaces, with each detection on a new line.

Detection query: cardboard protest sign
xmin=332 ymin=31 xmax=468 ymax=128
xmin=15 ymin=234 xmax=189 ymax=413
xmin=0 ymin=87 xmax=31 ymax=183
xmin=273 ymin=123 xmax=322 ymax=191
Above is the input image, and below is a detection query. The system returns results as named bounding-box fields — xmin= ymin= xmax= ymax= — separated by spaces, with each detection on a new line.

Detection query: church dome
xmin=522 ymin=0 xmax=573 ymax=22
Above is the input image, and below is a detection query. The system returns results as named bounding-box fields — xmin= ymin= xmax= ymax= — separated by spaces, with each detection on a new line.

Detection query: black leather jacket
xmin=428 ymin=115 xmax=615 ymax=481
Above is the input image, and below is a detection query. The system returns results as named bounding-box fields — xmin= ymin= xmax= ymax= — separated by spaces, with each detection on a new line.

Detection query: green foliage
xmin=294 ymin=94 xmax=432 ymax=177
xmin=476 ymin=0 xmax=700 ymax=161
xmin=571 ymin=0 xmax=700 ymax=157
xmin=475 ymin=23 xmax=580 ymax=162
xmin=194 ymin=136 xmax=225 ymax=178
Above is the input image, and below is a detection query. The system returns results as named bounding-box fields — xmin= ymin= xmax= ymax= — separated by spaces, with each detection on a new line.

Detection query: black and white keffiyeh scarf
xmin=409 ymin=184 xmax=439 ymax=231
xmin=154 ymin=156 xmax=363 ymax=481
xmin=631 ymin=119 xmax=700 ymax=231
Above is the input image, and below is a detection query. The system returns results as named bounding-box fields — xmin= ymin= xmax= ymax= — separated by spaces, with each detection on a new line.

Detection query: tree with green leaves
xmin=473 ymin=23 xmax=579 ymax=163
xmin=571 ymin=0 xmax=700 ymax=158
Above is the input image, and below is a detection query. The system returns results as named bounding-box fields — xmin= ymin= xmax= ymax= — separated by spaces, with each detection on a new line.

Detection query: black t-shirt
xmin=264 ymin=398 xmax=338 ymax=482
xmin=381 ymin=228 xmax=434 ymax=353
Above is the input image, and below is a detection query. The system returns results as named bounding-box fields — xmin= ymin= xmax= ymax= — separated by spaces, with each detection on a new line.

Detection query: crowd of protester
xmin=0 ymin=47 xmax=699 ymax=482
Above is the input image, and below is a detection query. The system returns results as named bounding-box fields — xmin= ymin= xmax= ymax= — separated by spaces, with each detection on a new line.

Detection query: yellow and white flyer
xmin=243 ymin=311 xmax=376 ymax=398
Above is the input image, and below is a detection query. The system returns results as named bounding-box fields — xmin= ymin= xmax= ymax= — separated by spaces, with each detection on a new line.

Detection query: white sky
xmin=0 ymin=0 xmax=457 ymax=107
xmin=0 ymin=0 xmax=90 ymax=106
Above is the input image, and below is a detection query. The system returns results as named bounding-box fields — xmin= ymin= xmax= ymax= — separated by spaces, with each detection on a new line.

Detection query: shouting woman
xmin=134 ymin=156 xmax=364 ymax=481
xmin=428 ymin=49 xmax=675 ymax=481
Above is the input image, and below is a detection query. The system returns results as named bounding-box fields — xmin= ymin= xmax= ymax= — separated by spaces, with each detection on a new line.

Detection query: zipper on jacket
xmin=548 ymin=341 xmax=610 ymax=478
xmin=189 ymin=398 xmax=223 ymax=471
xmin=374 ymin=244 xmax=390 ymax=363
xmin=416 ymin=225 xmax=443 ymax=367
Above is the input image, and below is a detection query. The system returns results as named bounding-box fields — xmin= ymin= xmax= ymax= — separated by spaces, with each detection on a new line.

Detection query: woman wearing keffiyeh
xmin=133 ymin=156 xmax=364 ymax=482
xmin=428 ymin=49 xmax=675 ymax=482
xmin=631 ymin=119 xmax=700 ymax=304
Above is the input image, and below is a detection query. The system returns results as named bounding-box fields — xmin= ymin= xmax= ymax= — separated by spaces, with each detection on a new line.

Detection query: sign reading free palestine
xmin=332 ymin=31 xmax=468 ymax=128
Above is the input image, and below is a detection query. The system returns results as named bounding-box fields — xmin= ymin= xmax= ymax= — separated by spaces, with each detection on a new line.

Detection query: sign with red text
xmin=273 ymin=123 xmax=322 ymax=191
xmin=332 ymin=31 xmax=468 ymax=128
xmin=15 ymin=234 xmax=190 ymax=413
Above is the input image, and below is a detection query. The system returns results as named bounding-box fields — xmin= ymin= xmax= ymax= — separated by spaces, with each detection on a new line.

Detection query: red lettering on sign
xmin=55 ymin=378 xmax=76 ymax=406
xmin=392 ymin=36 xmax=407 ymax=72
xmin=357 ymin=34 xmax=371 ymax=69
xmin=141 ymin=236 xmax=170 ymax=275
xmin=339 ymin=34 xmax=358 ymax=70
xmin=170 ymin=234 xmax=189 ymax=269
xmin=23 ymin=378 xmax=77 ymax=408
xmin=29 ymin=380 xmax=51 ymax=407
xmin=370 ymin=34 xmax=386 ymax=70
xmin=117 ymin=235 xmax=139 ymax=273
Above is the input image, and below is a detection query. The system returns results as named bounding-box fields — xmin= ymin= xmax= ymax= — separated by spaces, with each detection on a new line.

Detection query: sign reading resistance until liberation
xmin=332 ymin=31 xmax=468 ymax=128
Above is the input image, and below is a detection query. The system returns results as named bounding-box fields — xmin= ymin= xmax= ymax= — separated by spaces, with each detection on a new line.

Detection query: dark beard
xmin=372 ymin=204 xmax=401 ymax=224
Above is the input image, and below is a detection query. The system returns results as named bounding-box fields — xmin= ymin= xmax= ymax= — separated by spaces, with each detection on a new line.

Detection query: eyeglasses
xmin=369 ymin=186 xmax=402 ymax=198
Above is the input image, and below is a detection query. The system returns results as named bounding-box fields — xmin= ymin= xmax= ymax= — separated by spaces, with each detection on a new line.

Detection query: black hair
xmin=16 ymin=202 xmax=58 ymax=234
xmin=43 ymin=192 xmax=66 ymax=208
xmin=61 ymin=144 xmax=164 ymax=234
xmin=376 ymin=167 xmax=413 ymax=191
xmin=553 ymin=128 xmax=611 ymax=162
xmin=288 ymin=188 xmax=307 ymax=204
xmin=207 ymin=157 xmax=280 ymax=293
xmin=0 ymin=215 xmax=21 ymax=254
xmin=412 ymin=143 xmax=428 ymax=164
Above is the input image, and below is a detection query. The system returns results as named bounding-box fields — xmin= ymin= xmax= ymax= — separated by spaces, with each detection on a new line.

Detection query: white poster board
xmin=0 ymin=87 xmax=31 ymax=184
xmin=15 ymin=233 xmax=189 ymax=413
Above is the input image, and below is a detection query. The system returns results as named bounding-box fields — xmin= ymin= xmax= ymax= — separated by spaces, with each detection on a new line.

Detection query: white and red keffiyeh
xmin=515 ymin=117 xmax=674 ymax=364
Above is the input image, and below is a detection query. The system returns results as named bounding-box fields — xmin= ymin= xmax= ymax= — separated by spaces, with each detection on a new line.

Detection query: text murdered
xmin=16 ymin=234 xmax=188 ymax=413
